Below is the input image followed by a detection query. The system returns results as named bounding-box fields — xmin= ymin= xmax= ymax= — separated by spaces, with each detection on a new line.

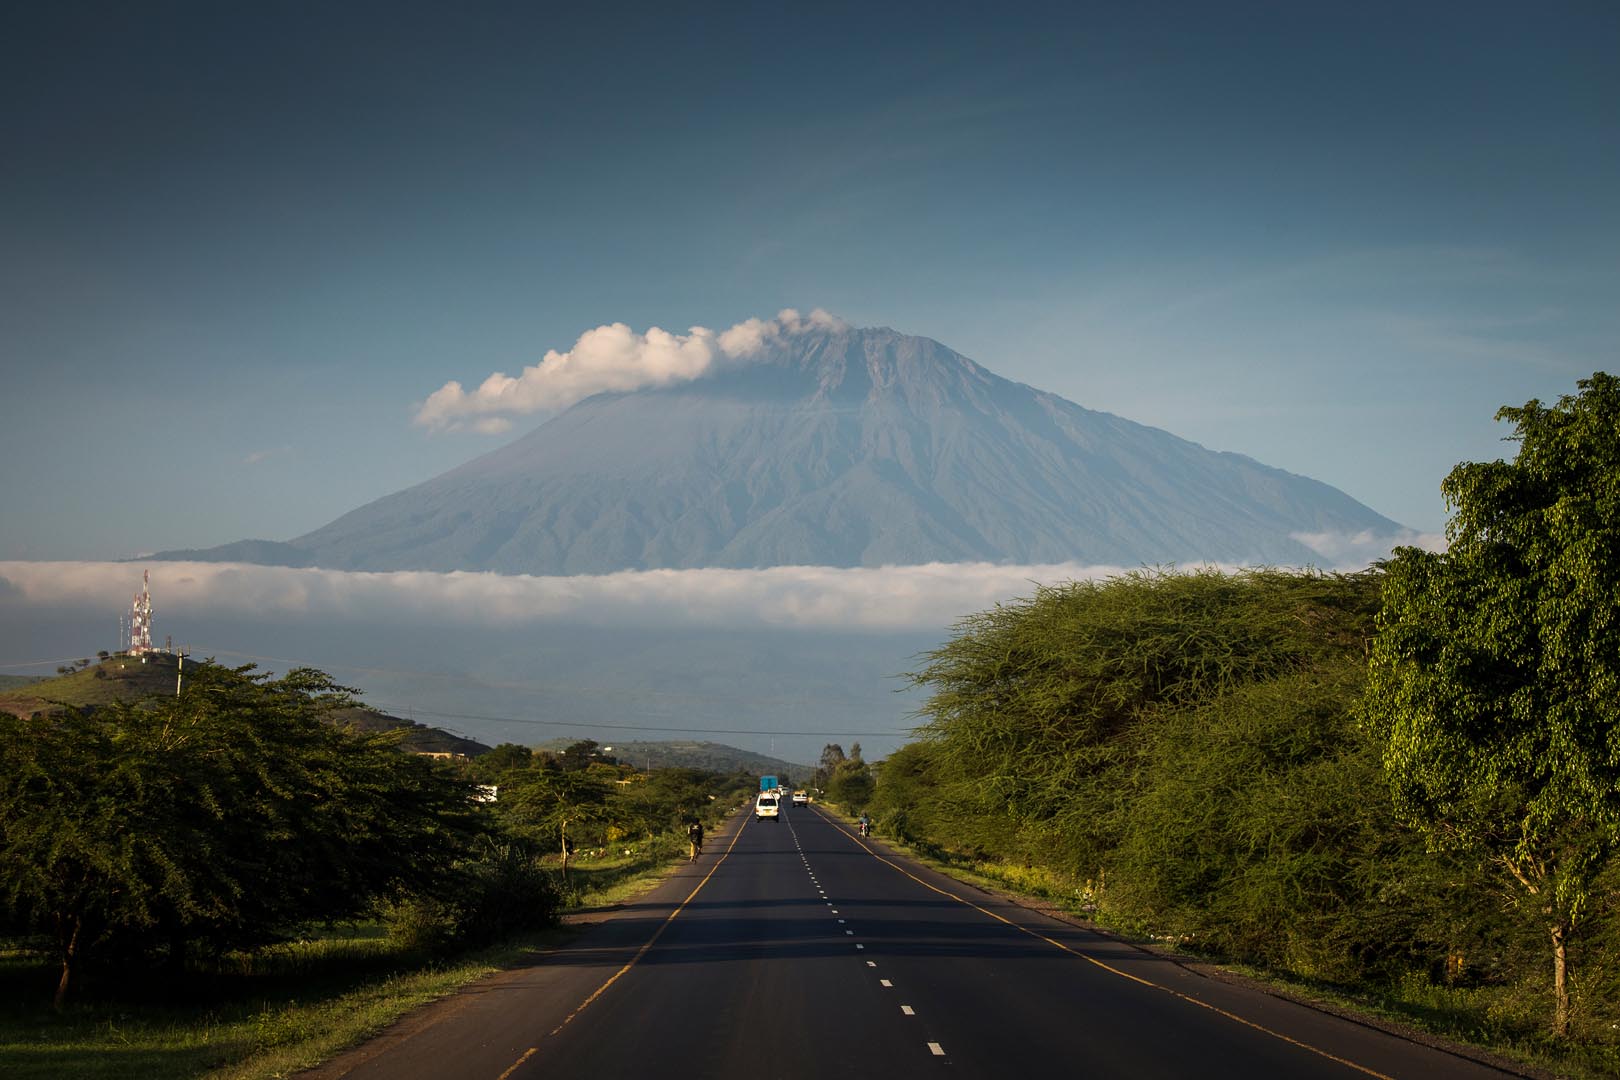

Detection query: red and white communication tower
xmin=129 ymin=570 xmax=154 ymax=658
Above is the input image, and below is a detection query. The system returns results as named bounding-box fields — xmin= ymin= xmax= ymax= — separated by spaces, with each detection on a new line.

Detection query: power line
xmin=0 ymin=655 xmax=102 ymax=671
xmin=182 ymin=646 xmax=911 ymax=713
xmin=9 ymin=644 xmax=920 ymax=738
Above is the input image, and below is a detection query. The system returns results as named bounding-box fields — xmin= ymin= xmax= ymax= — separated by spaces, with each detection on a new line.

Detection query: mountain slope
xmin=544 ymin=740 xmax=812 ymax=779
xmin=159 ymin=325 xmax=1400 ymax=572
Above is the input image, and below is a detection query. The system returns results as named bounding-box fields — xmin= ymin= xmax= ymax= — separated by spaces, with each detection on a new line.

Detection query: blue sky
xmin=4 ymin=0 xmax=1617 ymax=560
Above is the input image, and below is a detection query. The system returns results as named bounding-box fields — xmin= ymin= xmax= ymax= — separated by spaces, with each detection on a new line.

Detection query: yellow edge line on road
xmin=829 ymin=811 xmax=1395 ymax=1080
xmin=494 ymin=813 xmax=751 ymax=1080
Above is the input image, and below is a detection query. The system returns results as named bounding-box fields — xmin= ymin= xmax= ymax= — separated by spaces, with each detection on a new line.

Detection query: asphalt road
xmin=310 ymin=803 xmax=1525 ymax=1080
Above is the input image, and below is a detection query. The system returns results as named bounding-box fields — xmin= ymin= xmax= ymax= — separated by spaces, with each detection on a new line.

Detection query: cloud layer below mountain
xmin=0 ymin=534 xmax=1438 ymax=638
xmin=1291 ymin=528 xmax=1445 ymax=564
xmin=415 ymin=308 xmax=846 ymax=432
xmin=0 ymin=559 xmax=1126 ymax=633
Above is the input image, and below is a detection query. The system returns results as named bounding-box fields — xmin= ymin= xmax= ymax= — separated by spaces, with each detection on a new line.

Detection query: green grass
xmin=0 ymin=655 xmax=179 ymax=716
xmin=0 ymin=828 xmax=714 ymax=1080
xmin=0 ymin=934 xmax=554 ymax=1080
xmin=555 ymin=833 xmax=690 ymax=909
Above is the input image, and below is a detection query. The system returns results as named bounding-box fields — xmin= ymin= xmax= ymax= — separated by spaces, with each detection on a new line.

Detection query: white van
xmin=755 ymin=792 xmax=780 ymax=821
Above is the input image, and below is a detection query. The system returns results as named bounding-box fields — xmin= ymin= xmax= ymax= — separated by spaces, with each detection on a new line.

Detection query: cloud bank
xmin=0 ymin=559 xmax=1126 ymax=634
xmin=1291 ymin=528 xmax=1446 ymax=565
xmin=416 ymin=308 xmax=847 ymax=432
xmin=0 ymin=537 xmax=1427 ymax=640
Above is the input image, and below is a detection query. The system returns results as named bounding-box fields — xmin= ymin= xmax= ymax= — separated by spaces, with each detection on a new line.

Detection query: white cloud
xmin=0 ymin=545 xmax=1412 ymax=640
xmin=1290 ymin=529 xmax=1447 ymax=567
xmin=2 ymin=559 xmax=1138 ymax=634
xmin=415 ymin=308 xmax=849 ymax=432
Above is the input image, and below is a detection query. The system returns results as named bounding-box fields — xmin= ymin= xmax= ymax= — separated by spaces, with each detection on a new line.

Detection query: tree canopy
xmin=1364 ymin=372 xmax=1620 ymax=1034
xmin=0 ymin=663 xmax=484 ymax=1007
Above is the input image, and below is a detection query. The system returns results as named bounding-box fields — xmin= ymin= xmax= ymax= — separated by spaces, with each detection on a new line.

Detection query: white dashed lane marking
xmin=928 ymin=1043 xmax=946 ymax=1056
xmin=901 ymin=1005 xmax=915 ymax=1016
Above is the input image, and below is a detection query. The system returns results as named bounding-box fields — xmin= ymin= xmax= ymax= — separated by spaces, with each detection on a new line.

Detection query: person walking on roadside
xmin=687 ymin=819 xmax=704 ymax=861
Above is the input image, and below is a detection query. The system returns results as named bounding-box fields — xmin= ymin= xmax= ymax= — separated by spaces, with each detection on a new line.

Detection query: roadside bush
xmin=385 ymin=839 xmax=560 ymax=954
xmin=1112 ymin=665 xmax=1456 ymax=982
xmin=384 ymin=897 xmax=460 ymax=955
xmin=453 ymin=840 xmax=560 ymax=946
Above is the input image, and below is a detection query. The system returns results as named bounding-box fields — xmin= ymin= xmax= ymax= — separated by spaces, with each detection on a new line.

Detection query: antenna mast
xmin=130 ymin=570 xmax=153 ymax=661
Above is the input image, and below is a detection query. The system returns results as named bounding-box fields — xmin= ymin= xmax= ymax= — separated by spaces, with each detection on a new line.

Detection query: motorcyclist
xmin=857 ymin=812 xmax=871 ymax=837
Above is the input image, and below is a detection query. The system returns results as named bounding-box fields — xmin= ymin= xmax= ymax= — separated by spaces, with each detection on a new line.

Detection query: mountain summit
xmin=159 ymin=323 xmax=1400 ymax=572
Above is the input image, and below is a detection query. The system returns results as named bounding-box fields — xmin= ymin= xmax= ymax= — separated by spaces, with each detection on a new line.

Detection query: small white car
xmin=755 ymin=793 xmax=780 ymax=820
xmin=791 ymin=791 xmax=809 ymax=805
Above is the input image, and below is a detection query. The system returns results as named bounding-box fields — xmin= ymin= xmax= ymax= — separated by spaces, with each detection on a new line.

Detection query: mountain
xmin=157 ymin=324 xmax=1401 ymax=572
xmin=541 ymin=739 xmax=812 ymax=780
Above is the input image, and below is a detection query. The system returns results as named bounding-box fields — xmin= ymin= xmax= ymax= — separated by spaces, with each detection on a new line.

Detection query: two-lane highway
xmin=310 ymin=801 xmax=1524 ymax=1080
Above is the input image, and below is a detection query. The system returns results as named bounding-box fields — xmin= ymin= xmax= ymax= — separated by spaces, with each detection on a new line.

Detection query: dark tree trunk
xmin=1552 ymin=922 xmax=1570 ymax=1037
xmin=54 ymin=916 xmax=81 ymax=1012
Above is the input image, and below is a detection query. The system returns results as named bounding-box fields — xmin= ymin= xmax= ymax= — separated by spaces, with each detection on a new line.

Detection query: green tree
xmin=1116 ymin=664 xmax=1469 ymax=981
xmin=1363 ymin=372 xmax=1620 ymax=1036
xmin=475 ymin=742 xmax=535 ymax=779
xmin=869 ymin=742 xmax=942 ymax=844
xmin=637 ymin=767 xmax=723 ymax=833
xmin=824 ymin=758 xmax=873 ymax=810
xmin=557 ymin=739 xmax=613 ymax=771
xmin=499 ymin=763 xmax=613 ymax=879
xmin=0 ymin=663 xmax=486 ymax=1007
xmin=910 ymin=567 xmax=1379 ymax=872
xmin=813 ymin=743 xmax=846 ymax=792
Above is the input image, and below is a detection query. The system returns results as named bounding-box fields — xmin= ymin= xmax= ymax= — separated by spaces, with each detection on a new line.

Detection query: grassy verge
xmin=835 ymin=813 xmax=1618 ymax=1080
xmin=555 ymin=833 xmax=689 ymax=911
xmin=0 ymin=832 xmax=708 ymax=1080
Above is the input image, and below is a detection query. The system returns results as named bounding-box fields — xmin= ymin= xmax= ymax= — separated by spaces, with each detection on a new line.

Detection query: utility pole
xmin=175 ymin=650 xmax=184 ymax=696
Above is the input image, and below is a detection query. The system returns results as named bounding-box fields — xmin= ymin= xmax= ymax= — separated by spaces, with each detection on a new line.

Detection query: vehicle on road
xmin=755 ymin=793 xmax=780 ymax=820
xmin=791 ymin=790 xmax=809 ymax=805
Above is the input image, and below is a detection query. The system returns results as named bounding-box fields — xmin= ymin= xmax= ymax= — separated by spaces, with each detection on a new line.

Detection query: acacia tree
xmin=500 ymin=763 xmax=613 ymax=881
xmin=911 ymin=567 xmax=1379 ymax=871
xmin=0 ymin=663 xmax=485 ymax=1008
xmin=1363 ymin=372 xmax=1620 ymax=1036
